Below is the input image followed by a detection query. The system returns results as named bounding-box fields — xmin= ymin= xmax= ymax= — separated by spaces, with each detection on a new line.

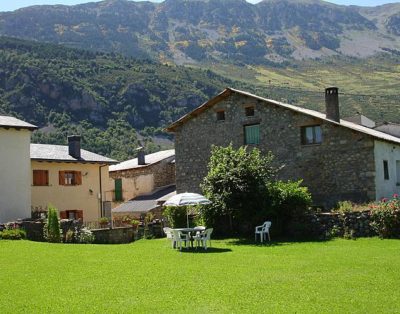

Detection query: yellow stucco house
xmin=30 ymin=136 xmax=117 ymax=222
xmin=0 ymin=116 xmax=37 ymax=223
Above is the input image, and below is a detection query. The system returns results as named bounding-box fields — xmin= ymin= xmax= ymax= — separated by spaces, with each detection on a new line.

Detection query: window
xmin=216 ymin=110 xmax=225 ymax=121
xmin=59 ymin=171 xmax=82 ymax=186
xmin=301 ymin=125 xmax=322 ymax=145
xmin=245 ymin=106 xmax=255 ymax=117
xmin=383 ymin=160 xmax=389 ymax=180
xmin=60 ymin=210 xmax=83 ymax=220
xmin=33 ymin=170 xmax=49 ymax=186
xmin=244 ymin=124 xmax=260 ymax=145
xmin=397 ymin=161 xmax=400 ymax=185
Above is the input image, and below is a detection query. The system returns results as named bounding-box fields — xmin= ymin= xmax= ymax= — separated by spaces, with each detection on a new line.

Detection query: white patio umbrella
xmin=164 ymin=192 xmax=211 ymax=228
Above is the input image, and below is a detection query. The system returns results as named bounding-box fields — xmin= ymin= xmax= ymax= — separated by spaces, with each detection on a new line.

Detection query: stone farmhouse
xmin=167 ymin=87 xmax=400 ymax=208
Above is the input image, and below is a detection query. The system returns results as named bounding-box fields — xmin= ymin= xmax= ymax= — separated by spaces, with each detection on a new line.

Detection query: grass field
xmin=1 ymin=238 xmax=399 ymax=313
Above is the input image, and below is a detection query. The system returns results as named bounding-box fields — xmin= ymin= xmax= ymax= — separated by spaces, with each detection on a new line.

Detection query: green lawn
xmin=1 ymin=238 xmax=399 ymax=313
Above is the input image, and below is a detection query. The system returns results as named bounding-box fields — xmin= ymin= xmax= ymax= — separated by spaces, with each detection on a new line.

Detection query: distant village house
xmin=108 ymin=149 xmax=175 ymax=220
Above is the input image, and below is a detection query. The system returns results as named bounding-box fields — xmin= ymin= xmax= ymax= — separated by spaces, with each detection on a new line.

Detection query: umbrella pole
xmin=186 ymin=206 xmax=190 ymax=228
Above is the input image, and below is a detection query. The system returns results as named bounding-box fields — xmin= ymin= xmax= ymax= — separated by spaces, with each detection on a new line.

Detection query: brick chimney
xmin=137 ymin=147 xmax=145 ymax=165
xmin=68 ymin=135 xmax=81 ymax=159
xmin=325 ymin=87 xmax=340 ymax=122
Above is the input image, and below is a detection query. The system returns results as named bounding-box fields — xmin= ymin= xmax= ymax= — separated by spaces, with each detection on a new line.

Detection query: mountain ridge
xmin=1 ymin=0 xmax=400 ymax=64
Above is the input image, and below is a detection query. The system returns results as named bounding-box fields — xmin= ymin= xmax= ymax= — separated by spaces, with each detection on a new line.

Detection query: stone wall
xmin=174 ymin=92 xmax=376 ymax=208
xmin=91 ymin=226 xmax=135 ymax=244
xmin=110 ymin=158 xmax=175 ymax=189
xmin=291 ymin=211 xmax=375 ymax=239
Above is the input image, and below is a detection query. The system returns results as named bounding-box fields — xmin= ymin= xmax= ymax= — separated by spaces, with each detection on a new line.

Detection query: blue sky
xmin=0 ymin=0 xmax=398 ymax=12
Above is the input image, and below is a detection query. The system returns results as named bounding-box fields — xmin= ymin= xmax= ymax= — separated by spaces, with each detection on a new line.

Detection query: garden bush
xmin=163 ymin=206 xmax=188 ymax=228
xmin=267 ymin=180 xmax=313 ymax=236
xmin=78 ymin=227 xmax=95 ymax=244
xmin=44 ymin=205 xmax=61 ymax=243
xmin=200 ymin=144 xmax=313 ymax=237
xmin=370 ymin=195 xmax=400 ymax=238
xmin=0 ymin=228 xmax=26 ymax=240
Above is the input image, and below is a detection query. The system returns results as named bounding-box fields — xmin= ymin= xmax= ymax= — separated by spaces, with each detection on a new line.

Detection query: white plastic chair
xmin=193 ymin=228 xmax=213 ymax=250
xmin=163 ymin=227 xmax=173 ymax=246
xmin=171 ymin=229 xmax=190 ymax=250
xmin=255 ymin=221 xmax=271 ymax=243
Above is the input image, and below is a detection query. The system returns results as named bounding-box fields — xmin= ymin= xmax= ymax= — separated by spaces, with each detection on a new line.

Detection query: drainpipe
xmin=99 ymin=164 xmax=109 ymax=226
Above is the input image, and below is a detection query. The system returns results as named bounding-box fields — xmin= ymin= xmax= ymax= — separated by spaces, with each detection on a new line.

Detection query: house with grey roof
xmin=0 ymin=115 xmax=37 ymax=223
xmin=167 ymin=87 xmax=400 ymax=209
xmin=31 ymin=135 xmax=117 ymax=222
xmin=108 ymin=149 xmax=175 ymax=219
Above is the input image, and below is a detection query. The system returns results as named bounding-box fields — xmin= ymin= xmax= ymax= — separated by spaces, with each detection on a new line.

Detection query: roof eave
xmin=165 ymin=88 xmax=233 ymax=132
xmin=0 ymin=125 xmax=38 ymax=131
xmin=31 ymin=158 xmax=117 ymax=164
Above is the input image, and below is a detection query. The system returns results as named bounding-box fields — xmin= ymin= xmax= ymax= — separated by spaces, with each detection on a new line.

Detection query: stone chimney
xmin=68 ymin=135 xmax=81 ymax=159
xmin=325 ymin=87 xmax=340 ymax=122
xmin=137 ymin=147 xmax=145 ymax=165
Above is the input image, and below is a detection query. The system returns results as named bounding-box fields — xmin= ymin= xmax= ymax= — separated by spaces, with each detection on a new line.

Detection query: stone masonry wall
xmin=110 ymin=158 xmax=175 ymax=189
xmin=174 ymin=93 xmax=376 ymax=208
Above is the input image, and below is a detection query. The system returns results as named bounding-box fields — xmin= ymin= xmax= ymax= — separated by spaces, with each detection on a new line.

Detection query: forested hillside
xmin=0 ymin=37 xmax=240 ymax=160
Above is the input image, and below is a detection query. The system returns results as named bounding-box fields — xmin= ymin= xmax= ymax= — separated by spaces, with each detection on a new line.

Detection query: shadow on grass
xmin=226 ymin=237 xmax=333 ymax=247
xmin=178 ymin=247 xmax=232 ymax=254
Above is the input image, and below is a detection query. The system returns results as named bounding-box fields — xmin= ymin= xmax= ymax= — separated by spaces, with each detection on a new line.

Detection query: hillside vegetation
xmin=0 ymin=37 xmax=240 ymax=160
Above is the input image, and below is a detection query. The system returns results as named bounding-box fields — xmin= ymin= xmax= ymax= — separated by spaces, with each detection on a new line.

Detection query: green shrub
xmin=370 ymin=195 xmax=400 ymax=238
xmin=0 ymin=228 xmax=26 ymax=240
xmin=163 ymin=206 xmax=188 ymax=228
xmin=268 ymin=180 xmax=312 ymax=218
xmin=201 ymin=144 xmax=277 ymax=236
xmin=336 ymin=201 xmax=354 ymax=214
xmin=78 ymin=227 xmax=95 ymax=244
xmin=44 ymin=205 xmax=61 ymax=243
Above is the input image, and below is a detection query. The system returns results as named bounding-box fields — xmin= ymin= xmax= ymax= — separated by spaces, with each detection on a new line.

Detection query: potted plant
xmin=99 ymin=217 xmax=109 ymax=228
xmin=130 ymin=219 xmax=140 ymax=230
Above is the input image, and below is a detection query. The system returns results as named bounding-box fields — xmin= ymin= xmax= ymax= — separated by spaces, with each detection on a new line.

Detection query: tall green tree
xmin=201 ymin=144 xmax=277 ymax=236
xmin=44 ymin=205 xmax=61 ymax=243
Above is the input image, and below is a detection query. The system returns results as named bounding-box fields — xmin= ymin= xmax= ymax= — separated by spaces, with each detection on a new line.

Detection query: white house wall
xmin=374 ymin=140 xmax=400 ymax=200
xmin=0 ymin=128 xmax=31 ymax=222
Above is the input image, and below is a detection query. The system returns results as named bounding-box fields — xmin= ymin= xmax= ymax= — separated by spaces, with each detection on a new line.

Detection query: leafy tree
xmin=201 ymin=144 xmax=277 ymax=236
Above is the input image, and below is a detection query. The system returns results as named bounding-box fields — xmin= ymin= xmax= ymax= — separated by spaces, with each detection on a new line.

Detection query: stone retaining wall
xmin=292 ymin=210 xmax=376 ymax=239
xmin=92 ymin=226 xmax=135 ymax=244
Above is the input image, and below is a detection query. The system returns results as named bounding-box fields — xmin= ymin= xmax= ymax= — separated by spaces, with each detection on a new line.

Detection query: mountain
xmin=1 ymin=0 xmax=400 ymax=65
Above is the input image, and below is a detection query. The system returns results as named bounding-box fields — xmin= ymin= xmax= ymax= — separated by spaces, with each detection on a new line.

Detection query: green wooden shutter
xmin=114 ymin=179 xmax=123 ymax=201
xmin=245 ymin=124 xmax=260 ymax=145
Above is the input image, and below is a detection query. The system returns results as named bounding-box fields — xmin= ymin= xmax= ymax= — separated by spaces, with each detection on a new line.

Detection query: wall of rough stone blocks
xmin=174 ymin=93 xmax=376 ymax=209
xmin=109 ymin=158 xmax=175 ymax=203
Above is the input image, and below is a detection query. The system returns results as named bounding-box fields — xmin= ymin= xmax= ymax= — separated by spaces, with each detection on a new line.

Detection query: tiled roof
xmin=374 ymin=123 xmax=400 ymax=138
xmin=109 ymin=149 xmax=175 ymax=172
xmin=30 ymin=144 xmax=117 ymax=164
xmin=166 ymin=87 xmax=400 ymax=146
xmin=112 ymin=185 xmax=176 ymax=213
xmin=0 ymin=115 xmax=37 ymax=130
